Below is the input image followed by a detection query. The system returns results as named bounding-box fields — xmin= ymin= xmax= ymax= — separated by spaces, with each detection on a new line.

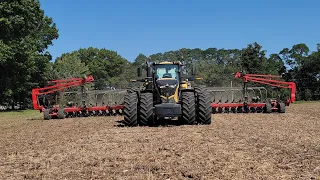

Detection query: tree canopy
xmin=51 ymin=47 xmax=128 ymax=89
xmin=52 ymin=53 xmax=90 ymax=79
xmin=0 ymin=0 xmax=59 ymax=108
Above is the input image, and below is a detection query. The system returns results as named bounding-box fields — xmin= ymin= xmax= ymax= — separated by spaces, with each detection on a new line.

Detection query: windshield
xmin=154 ymin=64 xmax=179 ymax=80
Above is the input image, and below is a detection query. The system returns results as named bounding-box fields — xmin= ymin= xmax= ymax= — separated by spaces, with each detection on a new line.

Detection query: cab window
xmin=155 ymin=64 xmax=179 ymax=79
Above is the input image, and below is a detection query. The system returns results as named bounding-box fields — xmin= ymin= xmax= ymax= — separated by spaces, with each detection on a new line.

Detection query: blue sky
xmin=40 ymin=0 xmax=320 ymax=62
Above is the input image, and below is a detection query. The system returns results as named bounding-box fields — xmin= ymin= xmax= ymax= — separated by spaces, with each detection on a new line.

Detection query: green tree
xmin=62 ymin=47 xmax=128 ymax=89
xmin=52 ymin=53 xmax=90 ymax=79
xmin=133 ymin=53 xmax=147 ymax=66
xmin=289 ymin=43 xmax=309 ymax=68
xmin=0 ymin=0 xmax=59 ymax=108
xmin=279 ymin=43 xmax=309 ymax=69
xmin=109 ymin=61 xmax=137 ymax=89
xmin=240 ymin=42 xmax=267 ymax=74
xmin=266 ymin=54 xmax=285 ymax=75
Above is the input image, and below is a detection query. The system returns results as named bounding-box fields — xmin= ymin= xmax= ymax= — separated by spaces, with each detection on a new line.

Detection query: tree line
xmin=0 ymin=0 xmax=319 ymax=109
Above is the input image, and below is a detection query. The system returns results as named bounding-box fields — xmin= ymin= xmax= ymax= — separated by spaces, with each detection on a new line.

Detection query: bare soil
xmin=0 ymin=103 xmax=320 ymax=180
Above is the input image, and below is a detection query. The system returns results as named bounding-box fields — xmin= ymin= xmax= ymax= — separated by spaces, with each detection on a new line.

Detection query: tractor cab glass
xmin=154 ymin=64 xmax=179 ymax=80
xmin=154 ymin=64 xmax=180 ymax=100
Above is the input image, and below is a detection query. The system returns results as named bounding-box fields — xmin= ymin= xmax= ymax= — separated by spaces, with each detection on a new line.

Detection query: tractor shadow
xmin=115 ymin=119 xmax=185 ymax=128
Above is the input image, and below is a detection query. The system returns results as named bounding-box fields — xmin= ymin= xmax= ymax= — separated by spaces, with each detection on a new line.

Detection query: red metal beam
xmin=234 ymin=72 xmax=296 ymax=104
xmin=32 ymin=76 xmax=94 ymax=111
xmin=211 ymin=103 xmax=266 ymax=108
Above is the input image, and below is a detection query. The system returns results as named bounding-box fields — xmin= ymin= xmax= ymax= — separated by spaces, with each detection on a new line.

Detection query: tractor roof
xmin=153 ymin=61 xmax=183 ymax=65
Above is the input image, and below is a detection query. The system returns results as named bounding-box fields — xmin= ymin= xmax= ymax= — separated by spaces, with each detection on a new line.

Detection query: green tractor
xmin=123 ymin=61 xmax=212 ymax=126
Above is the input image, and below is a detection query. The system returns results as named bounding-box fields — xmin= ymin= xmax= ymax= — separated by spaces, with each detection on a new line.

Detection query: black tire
xmin=57 ymin=108 xmax=65 ymax=119
xmin=44 ymin=109 xmax=51 ymax=120
xmin=278 ymin=102 xmax=286 ymax=113
xmin=139 ymin=92 xmax=154 ymax=126
xmin=264 ymin=103 xmax=272 ymax=113
xmin=194 ymin=85 xmax=208 ymax=98
xmin=127 ymin=87 xmax=140 ymax=93
xmin=123 ymin=92 xmax=139 ymax=126
xmin=196 ymin=88 xmax=212 ymax=125
xmin=181 ymin=92 xmax=196 ymax=125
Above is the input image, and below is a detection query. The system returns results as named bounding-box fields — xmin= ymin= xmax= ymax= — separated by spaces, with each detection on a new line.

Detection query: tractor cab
xmin=152 ymin=62 xmax=181 ymax=103
xmin=154 ymin=63 xmax=179 ymax=80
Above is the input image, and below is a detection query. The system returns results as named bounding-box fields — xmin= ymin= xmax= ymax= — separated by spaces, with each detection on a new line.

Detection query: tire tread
xmin=139 ymin=93 xmax=153 ymax=126
xmin=123 ymin=92 xmax=138 ymax=126
xmin=181 ymin=92 xmax=196 ymax=125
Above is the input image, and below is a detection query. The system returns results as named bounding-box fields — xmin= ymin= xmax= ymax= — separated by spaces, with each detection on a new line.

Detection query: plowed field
xmin=0 ymin=102 xmax=320 ymax=179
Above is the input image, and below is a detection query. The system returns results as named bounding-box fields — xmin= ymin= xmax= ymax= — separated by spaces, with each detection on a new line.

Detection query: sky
xmin=39 ymin=0 xmax=320 ymax=62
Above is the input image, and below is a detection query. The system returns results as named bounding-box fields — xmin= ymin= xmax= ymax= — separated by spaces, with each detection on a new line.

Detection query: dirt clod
xmin=314 ymin=166 xmax=320 ymax=174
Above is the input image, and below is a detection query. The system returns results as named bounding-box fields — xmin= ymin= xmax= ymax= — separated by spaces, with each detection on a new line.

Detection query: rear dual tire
xmin=43 ymin=108 xmax=65 ymax=120
xmin=123 ymin=92 xmax=154 ymax=126
xmin=180 ymin=89 xmax=212 ymax=125
xmin=181 ymin=92 xmax=196 ymax=125
xmin=123 ymin=92 xmax=139 ymax=126
xmin=139 ymin=93 xmax=154 ymax=126
xmin=264 ymin=102 xmax=286 ymax=113
xmin=195 ymin=88 xmax=212 ymax=125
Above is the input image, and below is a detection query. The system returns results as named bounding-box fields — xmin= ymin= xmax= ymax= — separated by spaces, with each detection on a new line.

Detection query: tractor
xmin=123 ymin=61 xmax=212 ymax=126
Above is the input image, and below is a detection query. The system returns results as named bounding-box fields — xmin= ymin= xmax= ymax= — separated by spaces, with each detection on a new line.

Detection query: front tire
xmin=196 ymin=89 xmax=212 ymax=125
xmin=139 ymin=92 xmax=154 ymax=126
xmin=123 ymin=92 xmax=139 ymax=126
xmin=181 ymin=92 xmax=196 ymax=125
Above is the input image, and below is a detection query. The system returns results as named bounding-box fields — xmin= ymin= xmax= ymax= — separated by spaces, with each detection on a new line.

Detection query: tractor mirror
xmin=137 ymin=67 xmax=142 ymax=77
